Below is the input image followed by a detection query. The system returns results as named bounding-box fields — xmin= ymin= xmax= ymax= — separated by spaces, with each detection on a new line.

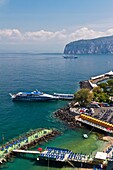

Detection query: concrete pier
xmin=0 ymin=128 xmax=60 ymax=165
xmin=80 ymin=70 xmax=113 ymax=89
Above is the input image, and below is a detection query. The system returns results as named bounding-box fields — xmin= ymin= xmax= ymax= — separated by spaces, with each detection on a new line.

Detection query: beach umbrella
xmin=1 ymin=147 xmax=4 ymax=151
xmin=80 ymin=109 xmax=84 ymax=113
xmin=107 ymin=127 xmax=111 ymax=130
xmin=35 ymin=135 xmax=38 ymax=138
xmin=13 ymin=141 xmax=17 ymax=145
xmin=25 ymin=140 xmax=28 ymax=143
xmin=9 ymin=144 xmax=13 ymax=147
xmin=24 ymin=137 xmax=27 ymax=140
xmin=5 ymin=145 xmax=9 ymax=149
xmin=38 ymin=147 xmax=42 ymax=152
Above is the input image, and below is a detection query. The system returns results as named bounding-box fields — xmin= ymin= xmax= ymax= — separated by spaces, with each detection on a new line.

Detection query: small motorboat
xmin=83 ymin=134 xmax=88 ymax=139
xmin=63 ymin=55 xmax=78 ymax=59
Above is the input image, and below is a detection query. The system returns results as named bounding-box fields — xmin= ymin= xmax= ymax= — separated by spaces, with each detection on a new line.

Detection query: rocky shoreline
xmin=54 ymin=103 xmax=79 ymax=129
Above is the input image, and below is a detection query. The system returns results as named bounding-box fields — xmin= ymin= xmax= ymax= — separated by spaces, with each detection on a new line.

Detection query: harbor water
xmin=0 ymin=53 xmax=113 ymax=169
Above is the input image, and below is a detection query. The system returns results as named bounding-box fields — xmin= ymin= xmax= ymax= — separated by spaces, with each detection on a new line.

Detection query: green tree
xmin=93 ymin=86 xmax=102 ymax=93
xmin=107 ymin=79 xmax=113 ymax=87
xmin=97 ymin=93 xmax=109 ymax=103
xmin=74 ymin=88 xmax=93 ymax=107
xmin=93 ymin=86 xmax=102 ymax=101
xmin=98 ymin=82 xmax=108 ymax=92
xmin=107 ymin=79 xmax=113 ymax=94
xmin=92 ymin=86 xmax=110 ymax=102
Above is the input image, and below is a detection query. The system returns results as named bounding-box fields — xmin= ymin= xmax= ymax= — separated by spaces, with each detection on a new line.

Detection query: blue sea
xmin=0 ymin=53 xmax=113 ymax=170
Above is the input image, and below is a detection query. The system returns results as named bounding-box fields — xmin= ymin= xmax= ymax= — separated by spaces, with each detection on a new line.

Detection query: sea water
xmin=0 ymin=53 xmax=113 ymax=169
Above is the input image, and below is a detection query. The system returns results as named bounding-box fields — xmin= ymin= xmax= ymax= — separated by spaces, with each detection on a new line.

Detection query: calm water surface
xmin=0 ymin=53 xmax=113 ymax=169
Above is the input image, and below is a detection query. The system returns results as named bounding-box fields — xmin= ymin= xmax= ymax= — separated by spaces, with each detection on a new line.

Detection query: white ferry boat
xmin=9 ymin=90 xmax=58 ymax=101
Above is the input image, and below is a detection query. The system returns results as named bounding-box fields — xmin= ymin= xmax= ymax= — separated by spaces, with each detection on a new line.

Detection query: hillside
xmin=64 ymin=35 xmax=113 ymax=54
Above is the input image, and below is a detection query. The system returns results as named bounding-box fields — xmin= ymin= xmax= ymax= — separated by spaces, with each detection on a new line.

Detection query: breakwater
xmin=0 ymin=128 xmax=60 ymax=165
xmin=54 ymin=104 xmax=78 ymax=129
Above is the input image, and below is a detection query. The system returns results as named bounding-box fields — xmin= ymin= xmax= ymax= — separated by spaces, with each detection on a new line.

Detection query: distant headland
xmin=64 ymin=35 xmax=113 ymax=55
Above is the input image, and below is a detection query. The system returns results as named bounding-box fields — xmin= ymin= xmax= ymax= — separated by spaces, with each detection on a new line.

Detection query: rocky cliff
xmin=64 ymin=35 xmax=113 ymax=54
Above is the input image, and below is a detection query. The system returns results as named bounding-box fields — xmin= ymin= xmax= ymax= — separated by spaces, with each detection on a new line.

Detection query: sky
xmin=0 ymin=0 xmax=113 ymax=52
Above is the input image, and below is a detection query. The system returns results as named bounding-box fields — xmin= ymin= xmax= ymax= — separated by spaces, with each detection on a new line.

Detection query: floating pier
xmin=0 ymin=128 xmax=60 ymax=165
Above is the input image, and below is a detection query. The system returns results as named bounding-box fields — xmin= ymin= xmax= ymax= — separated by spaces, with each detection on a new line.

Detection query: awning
xmin=95 ymin=152 xmax=107 ymax=160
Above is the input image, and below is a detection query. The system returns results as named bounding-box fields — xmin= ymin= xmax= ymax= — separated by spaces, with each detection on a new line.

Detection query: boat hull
xmin=11 ymin=96 xmax=57 ymax=101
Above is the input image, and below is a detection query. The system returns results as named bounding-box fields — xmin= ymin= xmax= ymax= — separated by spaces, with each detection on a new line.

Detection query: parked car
xmin=89 ymin=103 xmax=100 ymax=108
xmin=100 ymin=103 xmax=110 ymax=107
xmin=109 ymin=103 xmax=113 ymax=106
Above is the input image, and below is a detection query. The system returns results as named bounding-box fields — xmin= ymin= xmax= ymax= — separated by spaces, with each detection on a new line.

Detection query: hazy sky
xmin=0 ymin=0 xmax=113 ymax=52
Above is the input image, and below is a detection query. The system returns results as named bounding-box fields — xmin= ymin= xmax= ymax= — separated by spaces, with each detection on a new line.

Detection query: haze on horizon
xmin=0 ymin=0 xmax=113 ymax=53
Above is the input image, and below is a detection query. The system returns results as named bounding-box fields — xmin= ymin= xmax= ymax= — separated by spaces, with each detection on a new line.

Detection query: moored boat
xmin=83 ymin=134 xmax=88 ymax=139
xmin=9 ymin=90 xmax=59 ymax=101
xmin=63 ymin=55 xmax=78 ymax=59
